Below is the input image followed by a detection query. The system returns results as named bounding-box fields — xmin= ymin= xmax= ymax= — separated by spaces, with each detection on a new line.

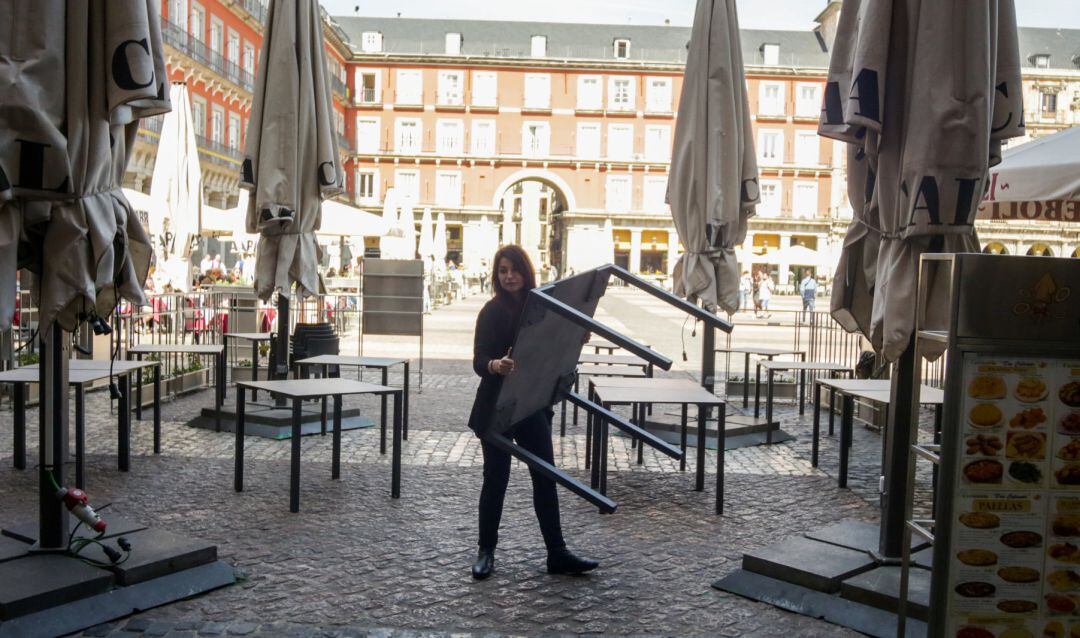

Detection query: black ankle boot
xmin=546 ymin=547 xmax=599 ymax=575
xmin=472 ymin=548 xmax=495 ymax=580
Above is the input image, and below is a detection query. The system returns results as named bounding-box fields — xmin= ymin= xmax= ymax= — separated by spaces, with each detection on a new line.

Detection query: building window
xmin=361 ymin=32 xmax=383 ymax=53
xmin=576 ymin=122 xmax=601 ymax=158
xmin=608 ymin=76 xmax=635 ymax=111
xmin=577 ymin=75 xmax=603 ymax=111
xmin=394 ymin=118 xmax=421 ymax=154
xmin=522 ymin=122 xmax=550 ymax=157
xmin=226 ymin=28 xmax=239 ymax=66
xmin=209 ymin=16 xmax=223 ymax=54
xmin=531 ymin=35 xmax=547 ymax=58
xmin=227 ymin=111 xmax=241 ymax=150
xmin=191 ymin=96 xmax=206 ymax=136
xmin=394 ymin=169 xmax=420 ymax=203
xmin=607 ymin=124 xmax=634 ymax=160
xmin=643 ymin=176 xmax=669 ymax=212
xmin=524 ymin=74 xmax=551 ymax=109
xmin=438 ymin=70 xmax=464 ymax=105
xmin=1042 ymin=92 xmax=1058 ymax=114
xmin=356 ymin=118 xmax=380 ymax=154
xmin=758 ymin=129 xmax=784 ymax=163
xmin=794 ymin=130 xmax=818 ymax=165
xmin=793 ymin=182 xmax=818 ymax=218
xmin=436 ymin=171 xmax=462 ymax=207
xmin=242 ymin=42 xmax=255 ymax=74
xmin=190 ymin=2 xmax=204 ymax=38
xmin=356 ymin=170 xmax=378 ymax=202
xmin=356 ymin=70 xmax=380 ymax=103
xmin=646 ymin=77 xmax=673 ymax=113
xmin=1033 ymin=54 xmax=1050 ymax=69
xmin=613 ymin=38 xmax=631 ymax=59
xmin=644 ymin=125 xmax=671 ymax=162
xmin=795 ymin=83 xmax=821 ymax=118
xmin=472 ymin=71 xmax=497 ymax=107
xmin=436 ymin=120 xmax=464 ymax=155
xmin=759 ymin=81 xmax=785 ymax=116
xmin=605 ymin=175 xmax=632 ymax=211
xmin=396 ymin=69 xmax=422 ymax=105
xmin=445 ymin=33 xmax=462 ymax=55
xmin=761 ymin=43 xmax=780 ymax=65
xmin=759 ymin=180 xmax=781 ymax=216
xmin=169 ymin=0 xmax=188 ymax=29
xmin=471 ymin=120 xmax=496 ymax=155
xmin=210 ymin=105 xmax=224 ymax=143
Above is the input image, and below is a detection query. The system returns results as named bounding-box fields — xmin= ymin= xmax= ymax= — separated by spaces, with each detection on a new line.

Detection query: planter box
xmin=167 ymin=369 xmax=210 ymax=396
xmin=230 ymin=365 xmax=268 ymax=383
xmin=725 ymin=381 xmax=800 ymax=400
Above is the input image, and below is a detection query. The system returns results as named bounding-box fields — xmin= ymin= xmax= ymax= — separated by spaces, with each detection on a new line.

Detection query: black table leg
xmin=75 ymin=385 xmax=85 ymax=489
xmin=402 ymin=361 xmax=410 ymax=440
xmin=829 ymin=386 xmax=837 ymax=436
xmin=839 ymin=393 xmax=853 ymax=488
xmin=153 ymin=364 xmax=161 ymax=454
xmin=392 ymin=390 xmax=402 ymax=498
xmin=214 ymin=354 xmax=223 ymax=433
xmin=680 ymin=404 xmax=687 ymax=472
xmin=716 ymin=404 xmax=726 ymax=515
xmin=636 ymin=403 xmax=644 ymax=465
xmin=13 ymin=382 xmax=25 ymax=470
xmin=220 ymin=348 xmax=227 ymax=400
xmin=134 ymin=353 xmax=143 ymax=421
xmin=290 ymin=398 xmax=302 ymax=512
xmin=799 ymin=369 xmax=806 ymax=415
xmin=766 ymin=371 xmax=775 ymax=444
xmin=742 ymin=353 xmax=750 ymax=408
xmin=234 ymin=386 xmax=246 ymax=492
xmin=118 ymin=374 xmax=130 ymax=472
xmin=332 ymin=395 xmax=342 ymax=480
xmin=380 ymin=367 xmax=389 ymax=453
xmin=584 ymin=384 xmax=593 ymax=471
xmin=599 ymin=405 xmax=609 ymax=499
xmin=573 ymin=375 xmax=580 ymax=426
xmin=252 ymin=340 xmax=259 ymax=400
xmin=812 ymin=381 xmax=822 ymax=467
xmin=320 ymin=395 xmax=328 ymax=436
xmin=695 ymin=404 xmax=707 ymax=491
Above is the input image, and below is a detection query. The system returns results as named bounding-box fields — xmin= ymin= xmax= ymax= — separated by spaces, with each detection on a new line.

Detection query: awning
xmin=316 ymin=200 xmax=390 ymax=237
xmin=977 ymin=126 xmax=1080 ymax=222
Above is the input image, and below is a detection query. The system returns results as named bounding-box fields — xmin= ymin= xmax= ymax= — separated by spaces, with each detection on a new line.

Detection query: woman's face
xmin=497 ymin=257 xmax=524 ymax=294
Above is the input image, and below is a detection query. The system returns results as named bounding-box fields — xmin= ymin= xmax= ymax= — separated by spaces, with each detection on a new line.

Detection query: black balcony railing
xmin=358 ymin=88 xmax=378 ymax=104
xmin=337 ymin=133 xmax=353 ymax=153
xmin=160 ymin=18 xmax=255 ymax=93
xmin=195 ymin=133 xmax=243 ymax=166
xmin=332 ymin=76 xmax=348 ymax=99
xmin=239 ymin=0 xmax=267 ymax=24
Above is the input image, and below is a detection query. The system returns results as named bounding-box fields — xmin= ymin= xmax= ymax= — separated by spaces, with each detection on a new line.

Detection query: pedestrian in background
xmin=757 ymin=272 xmax=773 ymax=318
xmin=467 ymin=244 xmax=599 ymax=580
xmin=738 ymin=270 xmax=752 ymax=312
xmin=799 ymin=269 xmax=818 ymax=318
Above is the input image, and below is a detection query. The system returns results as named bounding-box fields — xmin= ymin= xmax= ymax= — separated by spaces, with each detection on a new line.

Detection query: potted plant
xmin=724 ymin=373 xmax=801 ymax=400
xmin=231 ymin=358 xmax=268 ymax=383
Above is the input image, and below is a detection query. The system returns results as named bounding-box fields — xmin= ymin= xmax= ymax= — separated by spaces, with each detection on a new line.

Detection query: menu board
xmin=947 ymin=355 xmax=1080 ymax=638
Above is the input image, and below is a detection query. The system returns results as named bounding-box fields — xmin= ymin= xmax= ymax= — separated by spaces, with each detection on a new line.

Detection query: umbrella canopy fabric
xmin=434 ymin=212 xmax=449 ymax=271
xmin=241 ymin=0 xmax=343 ymax=302
xmin=417 ymin=207 xmax=436 ymax=267
xmin=667 ymin=0 xmax=760 ymax=315
xmin=148 ymin=82 xmax=203 ymax=292
xmin=977 ymin=126 xmax=1080 ymax=222
xmin=819 ymin=0 xmax=1025 ymax=361
xmin=317 ymin=200 xmax=391 ymax=237
xmin=396 ymin=201 xmax=417 ymax=260
xmin=378 ymin=188 xmax=403 ymax=257
xmin=0 ymin=0 xmax=169 ymax=334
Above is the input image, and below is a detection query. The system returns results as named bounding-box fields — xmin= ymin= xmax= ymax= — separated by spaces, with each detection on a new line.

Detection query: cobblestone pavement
xmin=0 ymin=291 xmax=924 ymax=638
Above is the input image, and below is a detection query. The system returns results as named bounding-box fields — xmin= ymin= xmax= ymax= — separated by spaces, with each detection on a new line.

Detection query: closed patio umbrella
xmin=434 ymin=212 xmax=449 ymax=271
xmin=397 ymin=200 xmax=417 ymax=260
xmin=149 ymin=82 xmax=203 ymax=292
xmin=417 ymin=206 xmax=435 ymax=269
xmin=241 ymin=0 xmax=342 ymax=303
xmin=378 ymin=188 xmax=401 ymax=258
xmin=667 ymin=0 xmax=759 ymax=315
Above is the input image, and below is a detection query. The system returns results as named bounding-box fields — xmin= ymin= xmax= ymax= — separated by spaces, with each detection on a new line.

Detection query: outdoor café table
xmin=568 ymin=353 xmax=654 ymax=430
xmin=590 ymin=377 xmax=726 ymax=513
xmin=0 ymin=360 xmax=160 ymax=488
xmin=753 ymin=360 xmax=854 ymax=440
xmin=295 ymin=355 xmax=411 ymax=447
xmin=585 ymin=338 xmax=650 ymax=355
xmin=232 ymin=378 xmax=403 ymax=513
xmin=812 ymin=378 xmax=944 ymax=488
xmin=714 ymin=347 xmax=806 ymax=407
xmin=127 ymin=343 xmax=225 ymax=432
xmin=223 ymin=332 xmax=273 ymax=399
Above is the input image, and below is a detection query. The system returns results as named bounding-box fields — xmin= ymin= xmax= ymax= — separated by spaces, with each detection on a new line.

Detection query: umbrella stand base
xmin=0 ymin=518 xmax=233 ymax=634
xmin=191 ymin=404 xmax=374 ymax=439
xmin=712 ymin=520 xmax=931 ymax=638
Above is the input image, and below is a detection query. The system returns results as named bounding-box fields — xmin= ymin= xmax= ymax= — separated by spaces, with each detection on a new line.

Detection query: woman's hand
xmin=490 ymin=348 xmax=515 ymax=376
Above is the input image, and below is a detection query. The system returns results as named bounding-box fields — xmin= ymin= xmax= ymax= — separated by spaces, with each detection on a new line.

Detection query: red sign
xmin=977 ymin=200 xmax=1080 ymax=223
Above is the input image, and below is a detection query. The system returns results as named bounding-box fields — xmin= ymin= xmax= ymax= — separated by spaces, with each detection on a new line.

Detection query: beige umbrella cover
xmin=667 ymin=0 xmax=759 ymax=314
xmin=242 ymin=0 xmax=343 ymax=302
xmin=417 ymin=206 xmax=436 ymax=268
xmin=397 ymin=200 xmax=417 ymax=260
xmin=378 ymin=188 xmax=402 ymax=258
xmin=0 ymin=0 xmax=169 ymax=334
xmin=434 ymin=212 xmax=448 ymax=272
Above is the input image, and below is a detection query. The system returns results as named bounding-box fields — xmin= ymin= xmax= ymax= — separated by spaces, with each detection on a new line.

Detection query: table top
xmin=816 ymin=380 xmax=945 ymax=406
xmin=224 ymin=332 xmax=274 ymax=341
xmin=594 ymin=382 xmax=723 ymax=406
xmin=716 ymin=347 xmax=806 ymax=357
xmin=0 ymin=367 xmax=115 ymax=385
xmin=236 ymin=378 xmax=397 ymax=398
xmin=577 ymin=364 xmax=649 ymax=378
xmin=129 ymin=343 xmax=224 ymax=355
xmin=758 ymin=360 xmax=851 ymax=372
xmin=296 ymin=355 xmax=409 ymax=367
xmin=578 ymin=353 xmax=649 ymax=366
xmin=815 ymin=379 xmax=893 ymax=392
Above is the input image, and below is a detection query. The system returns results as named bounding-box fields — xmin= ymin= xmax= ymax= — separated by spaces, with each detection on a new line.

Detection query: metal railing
xmin=160 ymin=19 xmax=255 ymax=92
xmin=239 ymin=0 xmax=267 ymax=24
xmin=332 ymin=76 xmax=348 ymax=99
xmin=195 ymin=133 xmax=243 ymax=165
xmin=357 ymin=88 xmax=378 ymax=104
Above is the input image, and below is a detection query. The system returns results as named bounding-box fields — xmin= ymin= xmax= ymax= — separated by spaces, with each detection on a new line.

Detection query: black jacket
xmin=467 ymin=298 xmax=521 ymax=434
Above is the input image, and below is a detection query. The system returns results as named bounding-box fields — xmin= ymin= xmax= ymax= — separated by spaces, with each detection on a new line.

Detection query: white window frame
xmin=758 ymin=179 xmax=782 ymax=217
xmin=191 ymin=95 xmax=207 ymax=136
xmin=437 ymin=70 xmax=465 ymax=105
xmin=210 ymin=104 xmax=224 ymax=143
xmin=471 ymin=71 xmax=497 ymax=107
xmin=227 ymin=111 xmax=241 ymax=150
xmin=793 ymin=181 xmax=818 ymax=219
xmin=1034 ymin=54 xmax=1050 ymax=69
xmin=605 ymin=174 xmax=633 ymax=211
xmin=645 ymin=77 xmax=673 ymax=113
xmin=209 ymin=16 xmax=223 ymax=54
xmin=524 ymin=73 xmax=551 ymax=110
xmin=355 ymin=117 xmax=380 ymax=154
xmin=189 ymin=1 xmax=204 ymax=38
xmin=644 ymin=125 xmax=671 ymax=162
xmin=435 ymin=171 xmax=463 ymax=207
xmin=169 ymin=0 xmax=188 ymax=29
xmin=226 ymin=28 xmax=240 ymax=65
xmin=521 ymin=121 xmax=550 ymax=157
xmin=394 ymin=169 xmax=420 ymax=203
xmin=758 ymin=129 xmax=784 ymax=164
xmin=471 ymin=120 xmax=496 ymax=156
xmin=576 ymin=122 xmax=601 ymax=159
xmin=608 ymin=76 xmax=635 ymax=112
xmin=643 ymin=175 xmax=669 ymax=212
xmin=361 ymin=32 xmax=383 ymax=53
xmin=445 ymin=33 xmax=462 ymax=56
xmin=607 ymin=123 xmax=634 ymax=160
xmin=395 ymin=69 xmax=423 ymax=105
xmin=531 ymin=35 xmax=547 ymax=58
xmin=577 ymin=75 xmax=603 ymax=111
xmin=758 ymin=81 xmax=785 ymax=116
xmin=394 ymin=118 xmax=422 ymax=154
xmin=795 ymin=83 xmax=821 ymax=118
xmin=356 ymin=169 xmax=379 ymax=203
xmin=435 ymin=119 xmax=464 ymax=155
xmin=355 ymin=69 xmax=382 ymax=104
xmin=794 ymin=130 xmax=819 ymax=166
xmin=242 ymin=41 xmax=255 ymax=74
xmin=762 ymin=43 xmax=780 ymax=66
xmin=614 ymin=38 xmax=631 ymax=59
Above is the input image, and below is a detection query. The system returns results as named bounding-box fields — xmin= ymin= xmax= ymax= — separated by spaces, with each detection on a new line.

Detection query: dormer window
xmin=761 ymin=43 xmax=780 ymax=65
xmin=614 ymin=38 xmax=631 ymax=59
xmin=1033 ymin=54 xmax=1050 ymax=68
xmin=445 ymin=33 xmax=462 ymax=56
xmin=531 ymin=35 xmax=547 ymax=58
xmin=361 ymin=31 xmax=383 ymax=53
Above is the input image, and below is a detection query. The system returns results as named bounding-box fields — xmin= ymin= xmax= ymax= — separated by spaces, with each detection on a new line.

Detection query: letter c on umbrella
xmin=112 ymin=38 xmax=154 ymax=90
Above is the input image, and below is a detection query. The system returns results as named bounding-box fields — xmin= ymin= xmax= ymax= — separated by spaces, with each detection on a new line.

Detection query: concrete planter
xmin=167 ymin=369 xmax=210 ymax=396
xmin=230 ymin=365 xmax=268 ymax=383
xmin=726 ymin=381 xmax=800 ymax=400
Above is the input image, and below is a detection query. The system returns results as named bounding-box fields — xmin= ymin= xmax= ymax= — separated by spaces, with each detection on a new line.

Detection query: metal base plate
xmin=840 ymin=565 xmax=931 ymax=621
xmin=0 ymin=554 xmax=113 ymax=620
xmin=76 ymin=527 xmax=218 ymax=586
xmin=0 ymin=536 xmax=30 ymax=564
xmin=742 ymin=535 xmax=877 ymax=593
xmin=191 ymin=405 xmax=374 ymax=439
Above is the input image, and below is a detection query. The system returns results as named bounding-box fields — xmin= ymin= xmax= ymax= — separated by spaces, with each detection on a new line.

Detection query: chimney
xmin=813 ymin=1 xmax=843 ymax=51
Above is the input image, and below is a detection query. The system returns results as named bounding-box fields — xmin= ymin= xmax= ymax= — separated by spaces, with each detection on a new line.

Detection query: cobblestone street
xmin=0 ymin=290 xmax=915 ymax=637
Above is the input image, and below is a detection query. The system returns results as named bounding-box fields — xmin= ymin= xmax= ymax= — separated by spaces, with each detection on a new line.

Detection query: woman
xmin=758 ymin=272 xmax=774 ymax=318
xmin=467 ymin=245 xmax=599 ymax=580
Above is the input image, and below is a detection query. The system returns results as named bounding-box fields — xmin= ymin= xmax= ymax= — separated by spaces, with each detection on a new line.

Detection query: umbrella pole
xmin=38 ymin=322 xmax=71 ymax=549
xmin=273 ymin=290 xmax=290 ymax=408
xmin=880 ymin=340 xmax=916 ymax=558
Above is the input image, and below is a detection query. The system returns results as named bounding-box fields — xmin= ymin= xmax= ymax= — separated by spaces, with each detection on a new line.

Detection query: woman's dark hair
xmin=491 ymin=244 xmax=536 ymax=310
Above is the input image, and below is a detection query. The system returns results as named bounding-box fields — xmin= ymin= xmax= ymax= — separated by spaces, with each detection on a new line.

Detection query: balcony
xmin=338 ymin=133 xmax=353 ymax=153
xmin=356 ymin=88 xmax=379 ymax=105
xmin=160 ymin=19 xmax=255 ymax=93
xmin=332 ymin=76 xmax=348 ymax=100
xmin=195 ymin=133 xmax=243 ymax=167
xmin=238 ymin=0 xmax=267 ymax=24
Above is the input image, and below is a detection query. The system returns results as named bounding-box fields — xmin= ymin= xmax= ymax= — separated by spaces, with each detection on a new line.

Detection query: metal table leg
xmin=402 ymin=361 xmax=410 ymax=440
xmin=153 ymin=364 xmax=161 ymax=454
xmin=392 ymin=390 xmax=402 ymax=498
xmin=599 ymin=402 xmax=610 ymax=497
xmin=234 ymin=386 xmax=246 ymax=492
xmin=13 ymin=382 xmax=25 ymax=470
xmin=753 ymin=361 xmax=762 ymax=418
xmin=680 ymin=404 xmax=688 ymax=472
xmin=134 ymin=352 xmax=142 ymax=421
xmin=829 ymin=385 xmax=837 ymax=436
xmin=290 ymin=397 xmax=302 ymax=512
xmin=742 ymin=353 xmax=750 ymax=408
xmin=584 ymin=383 xmax=593 ymax=471
xmin=118 ymin=374 xmax=130 ymax=472
xmin=695 ymin=404 xmax=707 ymax=491
xmin=799 ymin=369 xmax=807 ymax=415
xmin=636 ymin=403 xmax=644 ymax=465
xmin=766 ymin=370 xmax=775 ymax=444
xmin=716 ymin=403 xmax=726 ymax=515
xmin=839 ymin=393 xmax=853 ymax=488
xmin=812 ymin=381 xmax=822 ymax=467
xmin=380 ymin=367 xmax=389 ymax=454
xmin=214 ymin=353 xmax=223 ymax=432
xmin=332 ymin=395 xmax=342 ymax=480
xmin=75 ymin=384 xmax=85 ymax=489
xmin=251 ymin=340 xmax=259 ymax=400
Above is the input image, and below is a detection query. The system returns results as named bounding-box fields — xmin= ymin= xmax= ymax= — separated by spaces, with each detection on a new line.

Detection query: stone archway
xmin=492 ymin=170 xmax=574 ymax=276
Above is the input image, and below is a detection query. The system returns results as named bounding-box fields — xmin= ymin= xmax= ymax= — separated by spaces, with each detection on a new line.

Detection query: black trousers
xmin=478 ymin=410 xmax=565 ymax=551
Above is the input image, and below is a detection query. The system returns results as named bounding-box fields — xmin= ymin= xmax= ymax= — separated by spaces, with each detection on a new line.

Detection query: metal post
xmin=274 ymin=291 xmax=290 ymax=408
xmin=880 ymin=341 xmax=917 ymax=558
xmin=38 ymin=323 xmax=70 ymax=550
xmin=702 ymin=324 xmax=715 ymax=394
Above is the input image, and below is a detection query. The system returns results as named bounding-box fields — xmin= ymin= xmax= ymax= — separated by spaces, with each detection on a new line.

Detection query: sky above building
xmin=323 ymin=0 xmax=1080 ymax=30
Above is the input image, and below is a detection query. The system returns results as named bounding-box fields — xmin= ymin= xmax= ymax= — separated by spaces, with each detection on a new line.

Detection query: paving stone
xmin=226 ymin=623 xmax=258 ymax=635
xmin=84 ymin=622 xmax=120 ymax=637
